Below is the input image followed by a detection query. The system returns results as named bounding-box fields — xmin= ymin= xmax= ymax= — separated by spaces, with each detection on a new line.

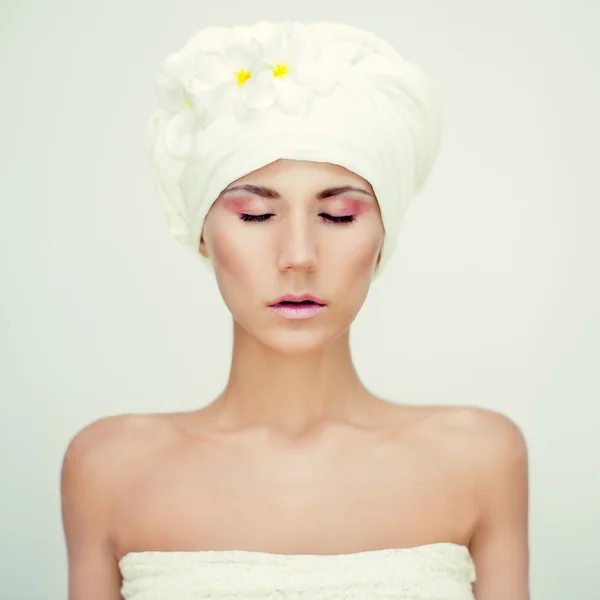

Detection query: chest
xmin=113 ymin=433 xmax=475 ymax=554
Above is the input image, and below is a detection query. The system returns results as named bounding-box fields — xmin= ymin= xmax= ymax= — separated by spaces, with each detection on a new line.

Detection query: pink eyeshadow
xmin=222 ymin=196 xmax=372 ymax=215
xmin=337 ymin=198 xmax=371 ymax=215
xmin=222 ymin=197 xmax=254 ymax=212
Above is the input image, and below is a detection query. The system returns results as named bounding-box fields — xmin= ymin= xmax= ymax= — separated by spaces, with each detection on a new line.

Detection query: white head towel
xmin=148 ymin=20 xmax=443 ymax=278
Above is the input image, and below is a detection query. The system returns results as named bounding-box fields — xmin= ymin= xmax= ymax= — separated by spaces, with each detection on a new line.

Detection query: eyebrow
xmin=222 ymin=184 xmax=374 ymax=199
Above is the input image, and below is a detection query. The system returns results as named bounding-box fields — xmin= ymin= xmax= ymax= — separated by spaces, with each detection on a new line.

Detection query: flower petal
xmin=221 ymin=26 xmax=263 ymax=69
xmin=234 ymin=96 xmax=258 ymax=123
xmin=186 ymin=78 xmax=216 ymax=123
xmin=154 ymin=72 xmax=187 ymax=111
xmin=208 ymin=88 xmax=236 ymax=122
xmin=294 ymin=64 xmax=336 ymax=95
xmin=195 ymin=53 xmax=233 ymax=87
xmin=240 ymin=70 xmax=276 ymax=110
xmin=251 ymin=21 xmax=286 ymax=66
xmin=163 ymin=111 xmax=195 ymax=159
xmin=188 ymin=78 xmax=234 ymax=123
xmin=275 ymin=78 xmax=312 ymax=115
xmin=224 ymin=37 xmax=263 ymax=71
xmin=162 ymin=49 xmax=200 ymax=87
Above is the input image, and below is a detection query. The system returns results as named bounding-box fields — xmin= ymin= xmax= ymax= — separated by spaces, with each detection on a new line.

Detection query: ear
xmin=375 ymin=246 xmax=382 ymax=268
xmin=199 ymin=228 xmax=209 ymax=258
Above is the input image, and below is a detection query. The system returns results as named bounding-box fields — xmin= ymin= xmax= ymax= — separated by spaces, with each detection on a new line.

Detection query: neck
xmin=205 ymin=320 xmax=377 ymax=439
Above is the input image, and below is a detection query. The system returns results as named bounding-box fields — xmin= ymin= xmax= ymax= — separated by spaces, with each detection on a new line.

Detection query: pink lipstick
xmin=268 ymin=293 xmax=327 ymax=320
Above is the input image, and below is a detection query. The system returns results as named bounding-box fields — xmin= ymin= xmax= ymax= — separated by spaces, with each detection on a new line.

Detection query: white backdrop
xmin=1 ymin=0 xmax=599 ymax=598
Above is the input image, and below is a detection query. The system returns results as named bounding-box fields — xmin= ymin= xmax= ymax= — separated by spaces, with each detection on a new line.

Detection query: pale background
xmin=1 ymin=0 xmax=599 ymax=598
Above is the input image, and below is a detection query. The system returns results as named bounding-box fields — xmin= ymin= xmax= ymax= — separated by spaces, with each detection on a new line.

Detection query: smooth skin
xmin=61 ymin=159 xmax=529 ymax=599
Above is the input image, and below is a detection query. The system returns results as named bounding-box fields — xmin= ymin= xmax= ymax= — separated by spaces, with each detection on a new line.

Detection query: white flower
xmin=152 ymin=28 xmax=231 ymax=157
xmin=186 ymin=21 xmax=337 ymax=122
xmin=253 ymin=21 xmax=336 ymax=115
xmin=152 ymin=22 xmax=341 ymax=160
xmin=185 ymin=26 xmax=275 ymax=122
xmin=153 ymin=71 xmax=197 ymax=159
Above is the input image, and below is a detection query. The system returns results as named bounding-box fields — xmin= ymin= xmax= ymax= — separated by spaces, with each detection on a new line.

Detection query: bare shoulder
xmin=427 ymin=407 xmax=530 ymax=597
xmin=457 ymin=406 xmax=529 ymax=497
xmin=418 ymin=404 xmax=527 ymax=449
xmin=62 ymin=413 xmax=172 ymax=473
xmin=405 ymin=403 xmax=529 ymax=483
xmin=60 ymin=415 xmax=176 ymax=596
xmin=421 ymin=404 xmax=529 ymax=494
xmin=61 ymin=413 xmax=174 ymax=540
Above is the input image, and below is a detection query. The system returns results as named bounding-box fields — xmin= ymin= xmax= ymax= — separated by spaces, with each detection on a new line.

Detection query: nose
xmin=276 ymin=214 xmax=318 ymax=273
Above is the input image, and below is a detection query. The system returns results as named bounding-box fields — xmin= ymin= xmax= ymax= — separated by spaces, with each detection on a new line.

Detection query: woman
xmin=61 ymin=20 xmax=530 ymax=600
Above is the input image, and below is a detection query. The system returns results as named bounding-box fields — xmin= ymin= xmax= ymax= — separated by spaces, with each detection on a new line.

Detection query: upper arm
xmin=61 ymin=417 xmax=125 ymax=600
xmin=468 ymin=409 xmax=530 ymax=600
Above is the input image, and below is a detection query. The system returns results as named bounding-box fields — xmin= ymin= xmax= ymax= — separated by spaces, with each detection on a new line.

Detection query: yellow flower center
xmin=235 ymin=69 xmax=251 ymax=86
xmin=184 ymin=97 xmax=193 ymax=111
xmin=272 ymin=62 xmax=289 ymax=78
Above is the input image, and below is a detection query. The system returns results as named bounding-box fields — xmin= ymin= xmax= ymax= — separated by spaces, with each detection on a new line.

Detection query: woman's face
xmin=200 ymin=159 xmax=384 ymax=354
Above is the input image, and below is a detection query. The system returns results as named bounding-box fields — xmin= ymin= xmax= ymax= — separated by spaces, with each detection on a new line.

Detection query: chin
xmin=257 ymin=327 xmax=341 ymax=356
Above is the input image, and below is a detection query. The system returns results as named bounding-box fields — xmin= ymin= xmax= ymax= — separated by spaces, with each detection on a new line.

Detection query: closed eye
xmin=239 ymin=213 xmax=273 ymax=222
xmin=239 ymin=214 xmax=356 ymax=224
xmin=322 ymin=214 xmax=355 ymax=224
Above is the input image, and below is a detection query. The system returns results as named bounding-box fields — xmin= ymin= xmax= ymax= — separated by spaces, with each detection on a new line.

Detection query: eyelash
xmin=239 ymin=213 xmax=356 ymax=224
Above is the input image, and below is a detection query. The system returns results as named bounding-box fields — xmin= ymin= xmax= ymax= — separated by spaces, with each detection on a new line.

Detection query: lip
xmin=268 ymin=293 xmax=327 ymax=306
xmin=268 ymin=303 xmax=326 ymax=320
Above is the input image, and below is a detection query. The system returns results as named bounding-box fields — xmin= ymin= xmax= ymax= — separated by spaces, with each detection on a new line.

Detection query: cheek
xmin=209 ymin=228 xmax=256 ymax=315
xmin=358 ymin=233 xmax=382 ymax=264
xmin=210 ymin=227 xmax=247 ymax=275
xmin=208 ymin=222 xmax=267 ymax=307
xmin=334 ymin=224 xmax=383 ymax=274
